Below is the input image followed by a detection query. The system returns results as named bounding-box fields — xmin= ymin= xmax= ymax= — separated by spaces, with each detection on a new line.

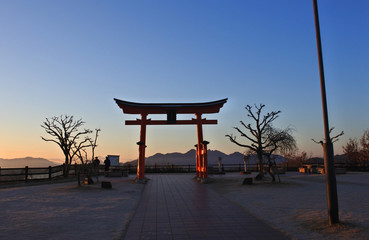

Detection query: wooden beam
xmin=125 ymin=119 xmax=217 ymax=125
xmin=115 ymin=98 xmax=228 ymax=114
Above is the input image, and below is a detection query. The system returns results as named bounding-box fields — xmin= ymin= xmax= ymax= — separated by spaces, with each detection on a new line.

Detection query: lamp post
xmin=312 ymin=0 xmax=339 ymax=224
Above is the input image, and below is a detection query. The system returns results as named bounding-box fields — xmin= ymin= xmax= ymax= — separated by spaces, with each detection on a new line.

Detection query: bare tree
xmin=89 ymin=128 xmax=101 ymax=162
xmin=312 ymin=127 xmax=344 ymax=147
xmin=284 ymin=151 xmax=309 ymax=168
xmin=312 ymin=127 xmax=344 ymax=167
xmin=73 ymin=129 xmax=101 ymax=164
xmin=343 ymin=129 xmax=369 ymax=165
xmin=41 ymin=115 xmax=92 ymax=176
xmin=360 ymin=129 xmax=369 ymax=163
xmin=263 ymin=126 xmax=296 ymax=182
xmin=74 ymin=128 xmax=102 ymax=185
xmin=226 ymin=104 xmax=294 ymax=179
xmin=342 ymin=138 xmax=360 ymax=164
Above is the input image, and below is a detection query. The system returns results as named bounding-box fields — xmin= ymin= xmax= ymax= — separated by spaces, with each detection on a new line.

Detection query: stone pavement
xmin=123 ymin=174 xmax=289 ymax=240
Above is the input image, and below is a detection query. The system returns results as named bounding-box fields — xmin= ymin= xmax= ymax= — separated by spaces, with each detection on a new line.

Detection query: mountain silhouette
xmin=125 ymin=149 xmax=286 ymax=166
xmin=0 ymin=157 xmax=59 ymax=168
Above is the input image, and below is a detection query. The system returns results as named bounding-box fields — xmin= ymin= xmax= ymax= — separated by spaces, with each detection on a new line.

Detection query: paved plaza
xmin=123 ymin=174 xmax=289 ymax=240
xmin=3 ymin=172 xmax=368 ymax=239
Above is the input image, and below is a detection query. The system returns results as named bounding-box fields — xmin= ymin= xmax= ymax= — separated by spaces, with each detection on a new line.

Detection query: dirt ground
xmin=0 ymin=176 xmax=144 ymax=240
xmin=206 ymin=171 xmax=369 ymax=240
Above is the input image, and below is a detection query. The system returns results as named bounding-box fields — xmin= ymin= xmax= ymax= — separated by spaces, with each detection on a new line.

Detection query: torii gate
xmin=114 ymin=98 xmax=227 ymax=181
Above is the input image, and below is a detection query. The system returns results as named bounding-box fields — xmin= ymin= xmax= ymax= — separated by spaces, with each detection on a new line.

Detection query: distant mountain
xmin=304 ymin=154 xmax=348 ymax=165
xmin=144 ymin=149 xmax=246 ymax=165
xmin=125 ymin=149 xmax=286 ymax=166
xmin=0 ymin=157 xmax=59 ymax=168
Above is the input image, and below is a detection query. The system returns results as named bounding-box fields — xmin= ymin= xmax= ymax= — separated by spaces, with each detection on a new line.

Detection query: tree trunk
xmin=268 ymin=165 xmax=276 ymax=183
xmin=265 ymin=155 xmax=275 ymax=183
xmin=63 ymin=155 xmax=70 ymax=177
xmin=257 ymin=151 xmax=264 ymax=174
xmin=255 ymin=151 xmax=264 ymax=180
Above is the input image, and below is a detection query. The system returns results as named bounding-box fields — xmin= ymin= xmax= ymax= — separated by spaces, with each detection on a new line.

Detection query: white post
xmin=243 ymin=156 xmax=247 ymax=173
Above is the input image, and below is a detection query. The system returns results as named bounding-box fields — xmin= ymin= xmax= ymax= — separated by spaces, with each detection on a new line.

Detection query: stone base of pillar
xmin=134 ymin=177 xmax=150 ymax=184
xmin=193 ymin=176 xmax=213 ymax=184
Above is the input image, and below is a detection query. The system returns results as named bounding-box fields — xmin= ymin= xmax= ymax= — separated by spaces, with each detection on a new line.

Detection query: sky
xmin=0 ymin=0 xmax=368 ymax=163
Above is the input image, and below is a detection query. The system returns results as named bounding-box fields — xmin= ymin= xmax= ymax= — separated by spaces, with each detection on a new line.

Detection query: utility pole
xmin=312 ymin=0 xmax=339 ymax=224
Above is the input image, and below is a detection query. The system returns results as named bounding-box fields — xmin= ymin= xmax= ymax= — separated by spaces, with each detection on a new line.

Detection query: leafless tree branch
xmin=41 ymin=115 xmax=93 ymax=176
xmin=226 ymin=104 xmax=295 ymax=181
xmin=312 ymin=127 xmax=344 ymax=145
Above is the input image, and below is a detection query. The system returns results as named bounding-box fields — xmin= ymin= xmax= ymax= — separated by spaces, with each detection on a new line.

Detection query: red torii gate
xmin=114 ymin=98 xmax=227 ymax=181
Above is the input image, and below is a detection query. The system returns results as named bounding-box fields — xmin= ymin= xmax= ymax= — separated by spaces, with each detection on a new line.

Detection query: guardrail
xmin=2 ymin=162 xmax=365 ymax=184
xmin=0 ymin=165 xmax=64 ymax=182
xmin=117 ymin=163 xmax=262 ymax=174
xmin=0 ymin=163 xmax=261 ymax=183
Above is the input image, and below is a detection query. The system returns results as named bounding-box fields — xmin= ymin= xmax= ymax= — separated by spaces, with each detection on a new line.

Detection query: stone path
xmin=123 ymin=174 xmax=289 ymax=240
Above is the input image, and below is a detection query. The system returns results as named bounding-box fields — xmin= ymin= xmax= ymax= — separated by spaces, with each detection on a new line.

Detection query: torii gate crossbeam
xmin=114 ymin=98 xmax=227 ymax=182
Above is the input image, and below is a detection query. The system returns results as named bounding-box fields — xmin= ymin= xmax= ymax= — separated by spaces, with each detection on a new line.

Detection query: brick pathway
xmin=123 ymin=174 xmax=289 ymax=240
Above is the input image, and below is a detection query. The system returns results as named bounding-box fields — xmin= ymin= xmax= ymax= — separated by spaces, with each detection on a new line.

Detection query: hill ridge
xmin=0 ymin=157 xmax=59 ymax=168
xmin=126 ymin=149 xmax=247 ymax=165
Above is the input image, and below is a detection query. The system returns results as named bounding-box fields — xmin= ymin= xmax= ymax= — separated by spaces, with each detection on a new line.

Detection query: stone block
xmin=101 ymin=181 xmax=112 ymax=189
xmin=243 ymin=177 xmax=253 ymax=185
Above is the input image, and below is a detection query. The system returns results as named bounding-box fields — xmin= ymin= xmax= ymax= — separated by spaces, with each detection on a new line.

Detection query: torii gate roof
xmin=114 ymin=98 xmax=228 ymax=114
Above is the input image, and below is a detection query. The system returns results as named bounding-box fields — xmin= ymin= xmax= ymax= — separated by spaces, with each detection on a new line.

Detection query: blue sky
xmin=0 ymin=1 xmax=368 ymax=162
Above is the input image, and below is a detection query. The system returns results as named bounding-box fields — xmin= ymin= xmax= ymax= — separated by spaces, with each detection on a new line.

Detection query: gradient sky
xmin=1 ymin=1 xmax=368 ymax=163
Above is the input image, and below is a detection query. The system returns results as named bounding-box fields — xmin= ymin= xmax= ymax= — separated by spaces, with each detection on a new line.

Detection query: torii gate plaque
xmin=114 ymin=98 xmax=227 ymax=181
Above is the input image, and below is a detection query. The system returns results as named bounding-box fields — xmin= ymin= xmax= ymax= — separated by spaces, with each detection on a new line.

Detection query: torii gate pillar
xmin=195 ymin=113 xmax=209 ymax=179
xmin=137 ymin=114 xmax=147 ymax=180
